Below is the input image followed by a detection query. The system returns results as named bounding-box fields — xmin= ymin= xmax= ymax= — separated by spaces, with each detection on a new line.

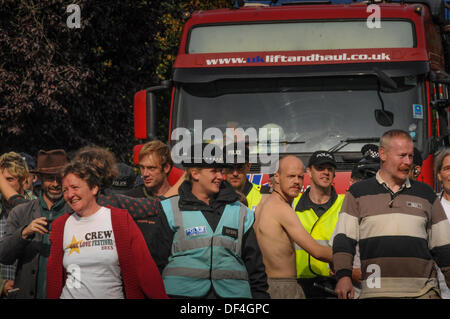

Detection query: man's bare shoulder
xmin=256 ymin=194 xmax=293 ymax=219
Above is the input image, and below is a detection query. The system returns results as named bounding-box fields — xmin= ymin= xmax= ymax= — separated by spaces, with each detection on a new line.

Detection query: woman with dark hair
xmin=72 ymin=145 xmax=183 ymax=272
xmin=46 ymin=161 xmax=168 ymax=299
xmin=72 ymin=145 xmax=119 ymax=194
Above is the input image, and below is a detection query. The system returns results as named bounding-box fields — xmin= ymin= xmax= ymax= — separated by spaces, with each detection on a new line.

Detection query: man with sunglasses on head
xmin=0 ymin=149 xmax=69 ymax=299
xmin=292 ymin=150 xmax=345 ymax=298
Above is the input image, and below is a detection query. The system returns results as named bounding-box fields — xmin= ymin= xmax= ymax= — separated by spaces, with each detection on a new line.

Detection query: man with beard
xmin=254 ymin=155 xmax=333 ymax=299
xmin=0 ymin=149 xmax=68 ymax=299
xmin=334 ymin=130 xmax=450 ymax=299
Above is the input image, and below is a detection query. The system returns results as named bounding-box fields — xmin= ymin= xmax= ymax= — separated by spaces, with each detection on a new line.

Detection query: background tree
xmin=150 ymin=0 xmax=233 ymax=146
xmin=0 ymin=0 xmax=233 ymax=162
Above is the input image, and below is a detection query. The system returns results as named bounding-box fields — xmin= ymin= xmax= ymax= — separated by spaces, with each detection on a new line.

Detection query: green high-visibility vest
xmin=292 ymin=193 xmax=344 ymax=278
xmin=161 ymin=196 xmax=253 ymax=298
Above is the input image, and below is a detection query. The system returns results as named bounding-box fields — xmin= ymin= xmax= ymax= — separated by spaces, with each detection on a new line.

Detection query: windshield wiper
xmin=281 ymin=140 xmax=306 ymax=144
xmin=248 ymin=140 xmax=306 ymax=144
xmin=328 ymin=137 xmax=379 ymax=153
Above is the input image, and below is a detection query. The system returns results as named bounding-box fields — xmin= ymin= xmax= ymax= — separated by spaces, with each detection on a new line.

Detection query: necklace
xmin=273 ymin=189 xmax=290 ymax=205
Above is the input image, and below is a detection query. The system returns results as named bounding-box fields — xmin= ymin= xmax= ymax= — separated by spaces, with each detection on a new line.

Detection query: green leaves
xmin=0 ymin=0 xmax=232 ymax=161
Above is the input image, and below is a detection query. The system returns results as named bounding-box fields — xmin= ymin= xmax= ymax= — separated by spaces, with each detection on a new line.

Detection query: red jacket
xmin=46 ymin=206 xmax=168 ymax=299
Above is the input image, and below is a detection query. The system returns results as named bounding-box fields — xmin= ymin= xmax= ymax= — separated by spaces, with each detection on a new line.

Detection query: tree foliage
xmin=0 ymin=0 xmax=233 ymax=161
xmin=152 ymin=0 xmax=233 ymax=144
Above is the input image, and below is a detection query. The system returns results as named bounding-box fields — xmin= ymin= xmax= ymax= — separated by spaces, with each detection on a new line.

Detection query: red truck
xmin=134 ymin=0 xmax=450 ymax=193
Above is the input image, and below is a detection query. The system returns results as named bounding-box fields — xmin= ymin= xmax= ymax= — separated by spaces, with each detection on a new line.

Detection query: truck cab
xmin=134 ymin=0 xmax=450 ymax=192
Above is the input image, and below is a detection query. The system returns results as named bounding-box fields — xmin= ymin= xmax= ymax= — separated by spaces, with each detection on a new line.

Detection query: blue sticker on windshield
xmin=413 ymin=104 xmax=423 ymax=119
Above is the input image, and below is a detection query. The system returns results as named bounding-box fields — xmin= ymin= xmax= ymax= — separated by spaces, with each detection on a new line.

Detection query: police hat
xmin=308 ymin=150 xmax=336 ymax=168
xmin=181 ymin=143 xmax=232 ymax=168
xmin=355 ymin=144 xmax=380 ymax=179
xmin=361 ymin=144 xmax=379 ymax=161
xmin=224 ymin=142 xmax=250 ymax=165
xmin=111 ymin=163 xmax=136 ymax=193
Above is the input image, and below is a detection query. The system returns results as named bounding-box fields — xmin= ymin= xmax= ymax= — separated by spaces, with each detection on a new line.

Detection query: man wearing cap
xmin=292 ymin=150 xmax=345 ymax=298
xmin=156 ymin=143 xmax=269 ymax=298
xmin=223 ymin=143 xmax=270 ymax=212
xmin=0 ymin=149 xmax=69 ymax=299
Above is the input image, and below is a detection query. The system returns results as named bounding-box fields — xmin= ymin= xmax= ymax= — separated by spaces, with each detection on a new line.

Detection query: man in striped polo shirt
xmin=333 ymin=129 xmax=450 ymax=299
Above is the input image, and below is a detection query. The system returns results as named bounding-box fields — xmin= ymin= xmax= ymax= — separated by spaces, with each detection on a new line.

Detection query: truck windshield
xmin=172 ymin=75 xmax=425 ymax=154
xmin=188 ymin=20 xmax=414 ymax=53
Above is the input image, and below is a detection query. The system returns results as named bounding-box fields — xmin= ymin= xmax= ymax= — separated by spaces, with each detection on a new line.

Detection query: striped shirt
xmin=332 ymin=172 xmax=450 ymax=298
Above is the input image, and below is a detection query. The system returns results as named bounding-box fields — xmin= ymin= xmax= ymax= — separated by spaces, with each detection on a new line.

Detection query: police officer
xmin=223 ymin=143 xmax=269 ymax=211
xmin=350 ymin=144 xmax=380 ymax=185
xmin=346 ymin=144 xmax=381 ymax=296
xmin=292 ymin=150 xmax=344 ymax=298
xmin=157 ymin=143 xmax=269 ymax=298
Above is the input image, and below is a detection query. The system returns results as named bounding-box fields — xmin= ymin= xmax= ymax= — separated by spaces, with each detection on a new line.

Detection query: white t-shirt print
xmin=60 ymin=206 xmax=124 ymax=299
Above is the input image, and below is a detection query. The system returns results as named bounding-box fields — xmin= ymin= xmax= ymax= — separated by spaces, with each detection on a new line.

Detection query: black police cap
xmin=181 ymin=143 xmax=232 ymax=168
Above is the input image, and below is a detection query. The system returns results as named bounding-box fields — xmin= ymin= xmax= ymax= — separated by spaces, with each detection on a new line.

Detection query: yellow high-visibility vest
xmin=292 ymin=192 xmax=344 ymax=278
xmin=246 ymin=183 xmax=262 ymax=211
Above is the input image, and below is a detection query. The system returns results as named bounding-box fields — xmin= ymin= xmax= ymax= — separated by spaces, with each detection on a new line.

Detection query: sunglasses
xmin=313 ymin=165 xmax=335 ymax=172
xmin=224 ymin=164 xmax=247 ymax=173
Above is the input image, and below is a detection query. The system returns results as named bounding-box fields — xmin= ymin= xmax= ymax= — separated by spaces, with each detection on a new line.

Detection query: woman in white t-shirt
xmin=46 ymin=161 xmax=168 ymax=299
xmin=435 ymin=148 xmax=450 ymax=299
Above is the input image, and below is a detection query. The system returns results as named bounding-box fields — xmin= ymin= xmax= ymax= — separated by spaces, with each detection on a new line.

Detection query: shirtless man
xmin=254 ymin=155 xmax=332 ymax=299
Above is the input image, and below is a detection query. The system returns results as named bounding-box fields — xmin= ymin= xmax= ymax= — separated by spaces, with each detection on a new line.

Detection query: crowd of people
xmin=0 ymin=129 xmax=449 ymax=299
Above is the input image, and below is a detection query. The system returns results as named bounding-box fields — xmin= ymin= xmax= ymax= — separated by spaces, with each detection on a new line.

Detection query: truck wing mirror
xmin=374 ymin=109 xmax=394 ymax=127
xmin=134 ymin=80 xmax=172 ymax=140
